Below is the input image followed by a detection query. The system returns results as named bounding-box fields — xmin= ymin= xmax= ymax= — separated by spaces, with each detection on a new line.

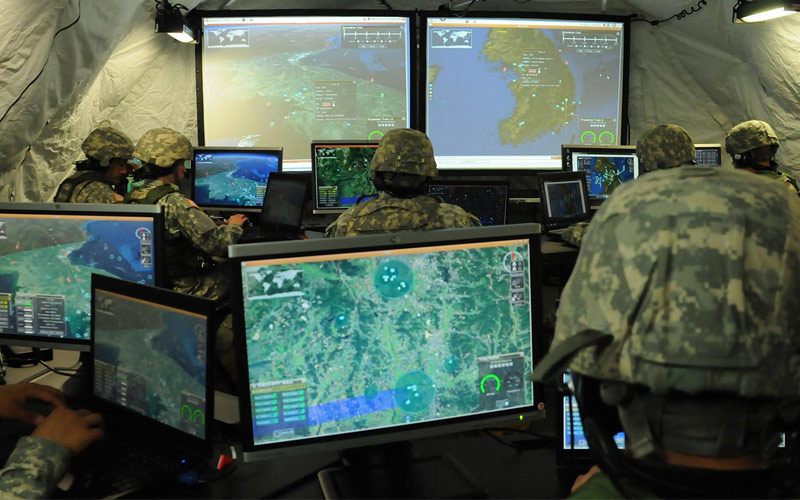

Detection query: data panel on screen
xmin=201 ymin=15 xmax=413 ymax=172
xmin=0 ymin=212 xmax=158 ymax=342
xmin=425 ymin=16 xmax=626 ymax=170
xmin=240 ymin=239 xmax=534 ymax=446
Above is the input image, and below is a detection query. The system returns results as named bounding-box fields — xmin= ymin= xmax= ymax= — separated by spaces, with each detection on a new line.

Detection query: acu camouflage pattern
xmin=370 ymin=128 xmax=438 ymax=177
xmin=126 ymin=179 xmax=241 ymax=303
xmin=133 ymin=127 xmax=192 ymax=168
xmin=550 ymin=166 xmax=800 ymax=398
xmin=325 ymin=193 xmax=480 ymax=237
xmin=81 ymin=127 xmax=133 ymax=167
xmin=636 ymin=124 xmax=695 ymax=171
xmin=725 ymin=119 xmax=780 ymax=154
xmin=54 ymin=171 xmax=118 ymax=203
xmin=561 ymin=221 xmax=590 ymax=247
xmin=760 ymin=169 xmax=800 ymax=195
xmin=0 ymin=436 xmax=71 ymax=499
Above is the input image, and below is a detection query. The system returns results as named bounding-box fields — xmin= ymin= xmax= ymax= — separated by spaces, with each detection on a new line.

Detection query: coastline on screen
xmin=192 ymin=147 xmax=282 ymax=210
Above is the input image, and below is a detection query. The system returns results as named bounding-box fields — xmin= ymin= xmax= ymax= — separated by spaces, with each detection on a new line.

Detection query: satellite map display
xmin=202 ymin=16 xmax=411 ymax=170
xmin=314 ymin=144 xmax=378 ymax=209
xmin=241 ymin=239 xmax=534 ymax=445
xmin=544 ymin=180 xmax=586 ymax=218
xmin=194 ymin=151 xmax=280 ymax=208
xmin=94 ymin=289 xmax=207 ymax=438
xmin=574 ymin=154 xmax=636 ymax=197
xmin=428 ymin=185 xmax=508 ymax=225
xmin=0 ymin=215 xmax=156 ymax=340
xmin=426 ymin=17 xmax=625 ymax=169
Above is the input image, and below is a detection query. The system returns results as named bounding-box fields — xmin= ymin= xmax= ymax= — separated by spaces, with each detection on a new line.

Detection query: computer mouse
xmin=23 ymin=398 xmax=55 ymax=418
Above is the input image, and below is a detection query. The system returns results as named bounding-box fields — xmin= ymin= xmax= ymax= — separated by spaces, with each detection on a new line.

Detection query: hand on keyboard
xmin=228 ymin=213 xmax=249 ymax=226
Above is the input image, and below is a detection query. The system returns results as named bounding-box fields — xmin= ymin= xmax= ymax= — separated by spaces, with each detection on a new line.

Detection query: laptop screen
xmin=538 ymin=172 xmax=591 ymax=230
xmin=193 ymin=147 xmax=283 ymax=211
xmin=91 ymin=275 xmax=214 ymax=450
xmin=427 ymin=183 xmax=508 ymax=226
xmin=259 ymin=173 xmax=309 ymax=230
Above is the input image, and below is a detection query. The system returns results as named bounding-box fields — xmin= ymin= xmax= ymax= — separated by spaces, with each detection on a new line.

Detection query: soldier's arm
xmin=163 ymin=194 xmax=243 ymax=256
xmin=324 ymin=209 xmax=354 ymax=238
xmin=73 ymin=182 xmax=118 ymax=204
xmin=0 ymin=436 xmax=71 ymax=500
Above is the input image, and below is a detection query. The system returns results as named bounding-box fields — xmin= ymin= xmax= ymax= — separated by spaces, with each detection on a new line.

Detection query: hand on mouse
xmin=228 ymin=214 xmax=249 ymax=226
xmin=0 ymin=383 xmax=65 ymax=425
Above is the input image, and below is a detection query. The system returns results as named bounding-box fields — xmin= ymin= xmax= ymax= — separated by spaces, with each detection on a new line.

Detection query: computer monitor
xmin=427 ymin=182 xmax=508 ymax=226
xmin=192 ymin=146 xmax=283 ymax=211
xmin=198 ymin=12 xmax=415 ymax=172
xmin=229 ymin=224 xmax=543 ymax=461
xmin=0 ymin=203 xmax=163 ymax=352
xmin=312 ymin=141 xmax=379 ymax=214
xmin=538 ymin=171 xmax=591 ymax=231
xmin=694 ymin=143 xmax=722 ymax=166
xmin=422 ymin=13 xmax=630 ymax=171
xmin=91 ymin=274 xmax=214 ymax=455
xmin=561 ymin=144 xmax=638 ymax=198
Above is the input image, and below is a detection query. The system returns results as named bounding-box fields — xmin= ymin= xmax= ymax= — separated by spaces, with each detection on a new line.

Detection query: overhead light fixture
xmin=733 ymin=0 xmax=800 ymax=23
xmin=155 ymin=0 xmax=196 ymax=43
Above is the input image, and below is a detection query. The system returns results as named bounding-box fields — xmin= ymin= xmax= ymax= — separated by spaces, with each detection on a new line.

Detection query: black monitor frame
xmin=192 ymin=146 xmax=284 ymax=213
xmin=694 ymin=143 xmax=723 ymax=167
xmin=310 ymin=140 xmax=380 ymax=215
xmin=419 ymin=11 xmax=631 ymax=176
xmin=90 ymin=274 xmax=216 ymax=458
xmin=537 ymin=171 xmax=591 ymax=231
xmin=560 ymin=144 xmax=638 ymax=198
xmin=229 ymin=224 xmax=544 ymax=461
xmin=0 ymin=203 xmax=164 ymax=352
xmin=426 ymin=180 xmax=510 ymax=226
xmin=195 ymin=9 xmax=418 ymax=171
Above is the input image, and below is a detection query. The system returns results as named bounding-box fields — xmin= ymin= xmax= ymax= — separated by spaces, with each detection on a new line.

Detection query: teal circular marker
xmin=580 ymin=130 xmax=597 ymax=145
xmin=374 ymin=259 xmax=413 ymax=299
xmin=599 ymin=131 xmax=615 ymax=144
xmin=480 ymin=374 xmax=502 ymax=394
xmin=394 ymin=371 xmax=436 ymax=414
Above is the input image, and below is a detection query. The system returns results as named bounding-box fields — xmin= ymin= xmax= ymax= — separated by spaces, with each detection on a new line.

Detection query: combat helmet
xmin=370 ymin=129 xmax=438 ymax=178
xmin=133 ymin=127 xmax=192 ymax=168
xmin=636 ymin=124 xmax=695 ymax=171
xmin=81 ymin=127 xmax=134 ymax=167
xmin=725 ymin=119 xmax=780 ymax=156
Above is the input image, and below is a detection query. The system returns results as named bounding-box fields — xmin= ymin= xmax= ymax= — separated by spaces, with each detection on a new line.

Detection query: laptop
xmin=537 ymin=172 xmax=592 ymax=235
xmin=427 ymin=181 xmax=509 ymax=226
xmin=239 ymin=172 xmax=310 ymax=243
xmin=72 ymin=274 xmax=216 ymax=498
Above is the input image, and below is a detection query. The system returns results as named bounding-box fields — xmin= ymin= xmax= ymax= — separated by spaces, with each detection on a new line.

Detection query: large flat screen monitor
xmin=311 ymin=140 xmax=379 ymax=214
xmin=427 ymin=181 xmax=509 ymax=226
xmin=422 ymin=13 xmax=629 ymax=171
xmin=229 ymin=224 xmax=543 ymax=461
xmin=0 ymin=204 xmax=163 ymax=351
xmin=198 ymin=11 xmax=415 ymax=172
xmin=561 ymin=144 xmax=638 ymax=199
xmin=192 ymin=146 xmax=282 ymax=211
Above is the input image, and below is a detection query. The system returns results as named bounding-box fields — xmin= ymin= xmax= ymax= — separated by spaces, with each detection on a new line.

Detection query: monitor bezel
xmin=191 ymin=146 xmax=284 ymax=213
xmin=257 ymin=171 xmax=311 ymax=229
xmin=229 ymin=224 xmax=545 ymax=461
xmin=195 ymin=9 xmax=419 ymax=172
xmin=426 ymin=180 xmax=510 ymax=226
xmin=419 ymin=10 xmax=631 ymax=175
xmin=0 ymin=203 xmax=165 ymax=352
xmin=90 ymin=273 xmax=216 ymax=458
xmin=537 ymin=171 xmax=592 ymax=230
xmin=693 ymin=143 xmax=723 ymax=167
xmin=310 ymin=140 xmax=380 ymax=214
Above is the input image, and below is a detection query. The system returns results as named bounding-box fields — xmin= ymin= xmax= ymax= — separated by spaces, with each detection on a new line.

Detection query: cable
xmin=0 ymin=0 xmax=82 ymax=126
xmin=39 ymin=360 xmax=84 ymax=378
xmin=452 ymin=0 xmax=480 ymax=17
xmin=631 ymin=0 xmax=708 ymax=25
xmin=373 ymin=0 xmax=394 ymax=9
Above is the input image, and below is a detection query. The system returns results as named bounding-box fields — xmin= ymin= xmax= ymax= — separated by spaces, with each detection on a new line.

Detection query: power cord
xmin=631 ymin=0 xmax=708 ymax=26
xmin=373 ymin=0 xmax=394 ymax=10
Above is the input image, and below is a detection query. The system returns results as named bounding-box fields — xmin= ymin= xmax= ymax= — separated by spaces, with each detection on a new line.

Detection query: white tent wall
xmin=1 ymin=0 xmax=799 ymax=201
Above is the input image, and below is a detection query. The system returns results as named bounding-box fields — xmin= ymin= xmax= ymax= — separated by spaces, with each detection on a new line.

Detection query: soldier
xmin=54 ymin=127 xmax=134 ymax=203
xmin=0 ymin=383 xmax=103 ymax=499
xmin=324 ymin=129 xmax=480 ymax=237
xmin=125 ymin=127 xmax=247 ymax=304
xmin=725 ymin=119 xmax=800 ymax=194
xmin=532 ymin=165 xmax=800 ymax=498
xmin=560 ymin=124 xmax=696 ymax=247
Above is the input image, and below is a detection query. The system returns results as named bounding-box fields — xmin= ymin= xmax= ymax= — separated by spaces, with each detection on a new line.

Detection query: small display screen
xmin=570 ymin=152 xmax=638 ymax=197
xmin=194 ymin=150 xmax=281 ymax=208
xmin=427 ymin=184 xmax=508 ymax=226
xmin=313 ymin=143 xmax=379 ymax=210
xmin=543 ymin=180 xmax=588 ymax=219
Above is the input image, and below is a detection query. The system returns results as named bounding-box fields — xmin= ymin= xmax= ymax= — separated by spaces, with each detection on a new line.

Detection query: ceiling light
xmin=155 ymin=0 xmax=196 ymax=43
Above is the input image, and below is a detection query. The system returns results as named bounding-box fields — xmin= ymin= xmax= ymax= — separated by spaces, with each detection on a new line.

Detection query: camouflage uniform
xmin=0 ymin=436 xmax=71 ymax=499
xmin=54 ymin=127 xmax=133 ymax=203
xmin=127 ymin=128 xmax=242 ymax=303
xmin=560 ymin=221 xmax=590 ymax=247
xmin=725 ymin=119 xmax=800 ymax=195
xmin=325 ymin=129 xmax=480 ymax=237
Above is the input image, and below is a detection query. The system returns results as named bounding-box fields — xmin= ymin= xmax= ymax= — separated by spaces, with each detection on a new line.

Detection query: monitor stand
xmin=59 ymin=352 xmax=93 ymax=401
xmin=317 ymin=441 xmax=486 ymax=499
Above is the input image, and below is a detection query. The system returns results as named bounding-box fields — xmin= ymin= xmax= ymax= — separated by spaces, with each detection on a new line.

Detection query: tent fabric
xmin=1 ymin=0 xmax=799 ymax=201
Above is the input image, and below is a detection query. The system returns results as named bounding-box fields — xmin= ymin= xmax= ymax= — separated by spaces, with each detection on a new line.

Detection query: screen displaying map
xmin=194 ymin=150 xmax=281 ymax=209
xmin=240 ymin=239 xmax=534 ymax=446
xmin=544 ymin=180 xmax=587 ymax=218
xmin=201 ymin=15 xmax=412 ymax=172
xmin=0 ymin=214 xmax=157 ymax=340
xmin=93 ymin=288 xmax=208 ymax=438
xmin=428 ymin=184 xmax=508 ymax=226
xmin=313 ymin=143 xmax=379 ymax=211
xmin=426 ymin=17 xmax=626 ymax=170
xmin=571 ymin=152 xmax=637 ymax=197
